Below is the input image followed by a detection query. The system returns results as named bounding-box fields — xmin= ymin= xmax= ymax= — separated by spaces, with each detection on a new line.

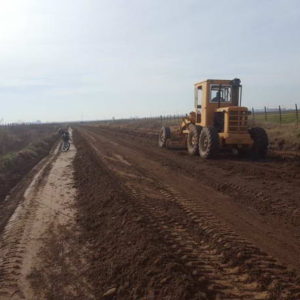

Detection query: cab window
xmin=210 ymin=85 xmax=232 ymax=103
xmin=194 ymin=86 xmax=203 ymax=110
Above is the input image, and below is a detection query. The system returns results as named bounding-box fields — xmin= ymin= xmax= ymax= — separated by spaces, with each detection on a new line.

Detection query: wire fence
xmin=128 ymin=104 xmax=299 ymax=128
xmin=250 ymin=105 xmax=299 ymax=126
xmin=0 ymin=122 xmax=57 ymax=127
xmin=1 ymin=105 xmax=299 ymax=128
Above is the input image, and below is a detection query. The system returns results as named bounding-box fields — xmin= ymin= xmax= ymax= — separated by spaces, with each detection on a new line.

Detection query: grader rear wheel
xmin=199 ymin=127 xmax=219 ymax=159
xmin=187 ymin=124 xmax=201 ymax=155
xmin=158 ymin=126 xmax=171 ymax=148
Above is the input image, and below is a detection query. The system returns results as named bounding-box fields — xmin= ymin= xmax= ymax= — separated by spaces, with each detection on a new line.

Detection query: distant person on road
xmin=62 ymin=130 xmax=70 ymax=143
xmin=60 ymin=128 xmax=71 ymax=152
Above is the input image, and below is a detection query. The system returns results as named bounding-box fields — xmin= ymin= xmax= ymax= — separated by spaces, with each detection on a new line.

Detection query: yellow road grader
xmin=158 ymin=78 xmax=268 ymax=158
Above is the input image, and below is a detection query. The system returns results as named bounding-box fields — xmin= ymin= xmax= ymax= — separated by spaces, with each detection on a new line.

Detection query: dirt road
xmin=74 ymin=125 xmax=300 ymax=299
xmin=0 ymin=125 xmax=300 ymax=299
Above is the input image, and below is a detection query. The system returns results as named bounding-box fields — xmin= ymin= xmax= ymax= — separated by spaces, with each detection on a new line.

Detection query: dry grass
xmin=258 ymin=122 xmax=300 ymax=151
xmin=0 ymin=125 xmax=59 ymax=156
xmin=0 ymin=125 xmax=59 ymax=203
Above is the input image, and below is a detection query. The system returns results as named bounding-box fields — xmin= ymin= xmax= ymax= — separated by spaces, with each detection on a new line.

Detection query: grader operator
xmin=158 ymin=78 xmax=268 ymax=159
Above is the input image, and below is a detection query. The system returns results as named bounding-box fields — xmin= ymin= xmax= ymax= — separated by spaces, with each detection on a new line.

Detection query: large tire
xmin=198 ymin=127 xmax=219 ymax=159
xmin=158 ymin=126 xmax=171 ymax=148
xmin=187 ymin=124 xmax=201 ymax=155
xmin=249 ymin=127 xmax=268 ymax=159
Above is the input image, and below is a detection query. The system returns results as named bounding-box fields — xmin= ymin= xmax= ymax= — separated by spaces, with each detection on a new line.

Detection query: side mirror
xmin=197 ymin=105 xmax=202 ymax=109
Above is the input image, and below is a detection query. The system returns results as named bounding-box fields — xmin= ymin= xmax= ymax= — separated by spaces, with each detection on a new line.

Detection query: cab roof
xmin=194 ymin=79 xmax=233 ymax=88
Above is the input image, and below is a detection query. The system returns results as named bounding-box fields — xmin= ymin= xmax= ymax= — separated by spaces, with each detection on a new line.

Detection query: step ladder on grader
xmin=158 ymin=78 xmax=268 ymax=159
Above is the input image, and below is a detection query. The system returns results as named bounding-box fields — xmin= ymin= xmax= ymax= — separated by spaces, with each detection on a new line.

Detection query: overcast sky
xmin=0 ymin=0 xmax=299 ymax=122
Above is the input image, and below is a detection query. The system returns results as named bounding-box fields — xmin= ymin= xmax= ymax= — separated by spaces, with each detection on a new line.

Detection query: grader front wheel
xmin=199 ymin=127 xmax=219 ymax=159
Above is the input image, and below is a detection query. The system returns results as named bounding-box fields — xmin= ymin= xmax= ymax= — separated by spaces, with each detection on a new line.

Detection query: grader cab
xmin=158 ymin=78 xmax=268 ymax=158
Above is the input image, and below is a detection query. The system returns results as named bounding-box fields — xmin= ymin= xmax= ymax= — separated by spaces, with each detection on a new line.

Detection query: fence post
xmin=264 ymin=106 xmax=267 ymax=122
xmin=279 ymin=105 xmax=282 ymax=125
xmin=296 ymin=104 xmax=299 ymax=128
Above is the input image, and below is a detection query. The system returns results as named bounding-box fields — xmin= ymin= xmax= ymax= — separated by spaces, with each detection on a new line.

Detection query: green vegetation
xmin=252 ymin=111 xmax=299 ymax=125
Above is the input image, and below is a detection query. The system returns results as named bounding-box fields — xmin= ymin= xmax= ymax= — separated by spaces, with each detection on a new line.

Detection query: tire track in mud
xmin=80 ymin=128 xmax=300 ymax=299
xmin=91 ymin=126 xmax=300 ymax=227
xmin=82 ymin=127 xmax=300 ymax=254
xmin=127 ymin=180 xmax=300 ymax=299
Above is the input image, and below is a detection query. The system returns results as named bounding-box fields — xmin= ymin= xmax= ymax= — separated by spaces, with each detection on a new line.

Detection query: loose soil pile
xmin=73 ymin=130 xmax=211 ymax=299
xmin=73 ymin=127 xmax=300 ymax=299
